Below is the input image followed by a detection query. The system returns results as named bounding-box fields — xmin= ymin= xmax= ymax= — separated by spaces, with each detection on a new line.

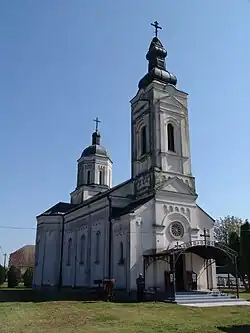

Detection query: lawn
xmin=0 ymin=301 xmax=250 ymax=333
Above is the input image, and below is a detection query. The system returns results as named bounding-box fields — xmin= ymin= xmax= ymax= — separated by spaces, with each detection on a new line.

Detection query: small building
xmin=9 ymin=245 xmax=35 ymax=275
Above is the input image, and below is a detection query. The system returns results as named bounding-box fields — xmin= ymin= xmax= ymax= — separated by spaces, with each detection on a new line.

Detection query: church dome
xmin=80 ymin=128 xmax=110 ymax=159
xmin=81 ymin=144 xmax=108 ymax=158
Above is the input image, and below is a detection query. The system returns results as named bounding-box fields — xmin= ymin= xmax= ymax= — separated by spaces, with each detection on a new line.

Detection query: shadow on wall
xmin=218 ymin=325 xmax=250 ymax=333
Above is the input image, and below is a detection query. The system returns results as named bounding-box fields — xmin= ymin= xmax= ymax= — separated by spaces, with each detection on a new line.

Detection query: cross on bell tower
xmin=151 ymin=21 xmax=162 ymax=37
xmin=93 ymin=117 xmax=101 ymax=132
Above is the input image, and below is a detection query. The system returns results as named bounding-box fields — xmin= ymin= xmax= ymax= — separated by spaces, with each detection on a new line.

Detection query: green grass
xmin=0 ymin=282 xmax=30 ymax=290
xmin=0 ymin=301 xmax=250 ymax=333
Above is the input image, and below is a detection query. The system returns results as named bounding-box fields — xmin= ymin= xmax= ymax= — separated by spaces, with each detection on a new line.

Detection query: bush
xmin=7 ymin=266 xmax=21 ymax=288
xmin=0 ymin=265 xmax=5 ymax=285
xmin=23 ymin=267 xmax=33 ymax=287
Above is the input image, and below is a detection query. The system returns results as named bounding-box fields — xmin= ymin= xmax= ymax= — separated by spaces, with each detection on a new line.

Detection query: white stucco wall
xmin=33 ymin=215 xmax=62 ymax=287
xmin=129 ymin=199 xmax=154 ymax=290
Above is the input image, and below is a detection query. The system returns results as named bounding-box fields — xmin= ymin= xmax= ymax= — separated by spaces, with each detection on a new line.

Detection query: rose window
xmin=170 ymin=222 xmax=184 ymax=239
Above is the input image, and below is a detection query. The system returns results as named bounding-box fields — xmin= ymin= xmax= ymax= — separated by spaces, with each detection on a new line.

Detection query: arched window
xmin=119 ymin=242 xmax=124 ymax=264
xmin=109 ymin=170 xmax=111 ymax=187
xmin=99 ymin=170 xmax=104 ymax=185
xmin=167 ymin=123 xmax=175 ymax=152
xmin=80 ymin=235 xmax=85 ymax=264
xmin=67 ymin=238 xmax=72 ymax=266
xmin=87 ymin=170 xmax=91 ymax=184
xmin=140 ymin=126 xmax=147 ymax=155
xmin=95 ymin=231 xmax=100 ymax=263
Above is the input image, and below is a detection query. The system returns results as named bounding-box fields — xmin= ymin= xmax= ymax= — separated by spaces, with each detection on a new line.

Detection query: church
xmin=33 ymin=23 xmax=219 ymax=294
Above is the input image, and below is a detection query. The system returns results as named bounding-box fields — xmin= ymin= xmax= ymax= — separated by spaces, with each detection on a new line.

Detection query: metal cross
xmin=151 ymin=21 xmax=162 ymax=37
xmin=93 ymin=117 xmax=101 ymax=132
xmin=200 ymin=228 xmax=210 ymax=246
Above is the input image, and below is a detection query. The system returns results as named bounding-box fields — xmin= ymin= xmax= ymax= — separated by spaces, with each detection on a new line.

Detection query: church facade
xmin=33 ymin=29 xmax=217 ymax=293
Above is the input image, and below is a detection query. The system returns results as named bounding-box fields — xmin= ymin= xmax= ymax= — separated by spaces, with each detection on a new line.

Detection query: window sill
xmin=138 ymin=153 xmax=148 ymax=160
xmin=167 ymin=150 xmax=177 ymax=155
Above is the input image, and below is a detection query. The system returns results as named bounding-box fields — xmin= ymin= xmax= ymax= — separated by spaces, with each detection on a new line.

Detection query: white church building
xmin=33 ymin=26 xmax=220 ymax=294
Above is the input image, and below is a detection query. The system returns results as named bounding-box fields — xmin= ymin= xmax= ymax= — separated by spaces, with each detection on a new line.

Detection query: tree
xmin=240 ymin=221 xmax=250 ymax=290
xmin=229 ymin=231 xmax=240 ymax=255
xmin=23 ymin=267 xmax=33 ymax=288
xmin=214 ymin=216 xmax=244 ymax=244
xmin=227 ymin=231 xmax=244 ymax=286
xmin=7 ymin=266 xmax=21 ymax=288
xmin=0 ymin=265 xmax=5 ymax=286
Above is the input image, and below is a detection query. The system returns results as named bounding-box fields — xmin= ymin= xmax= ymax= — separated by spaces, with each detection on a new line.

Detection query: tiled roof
xmin=9 ymin=245 xmax=35 ymax=268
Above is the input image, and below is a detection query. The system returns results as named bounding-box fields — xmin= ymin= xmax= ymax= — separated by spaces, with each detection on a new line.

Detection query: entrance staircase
xmin=165 ymin=291 xmax=250 ymax=307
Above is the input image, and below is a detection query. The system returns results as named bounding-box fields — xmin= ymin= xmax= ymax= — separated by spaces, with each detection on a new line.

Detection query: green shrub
xmin=23 ymin=267 xmax=33 ymax=287
xmin=0 ymin=265 xmax=5 ymax=285
xmin=7 ymin=266 xmax=21 ymax=288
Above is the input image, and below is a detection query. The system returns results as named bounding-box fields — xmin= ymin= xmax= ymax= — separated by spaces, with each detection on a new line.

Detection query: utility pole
xmin=3 ymin=253 xmax=7 ymax=282
xmin=3 ymin=253 xmax=7 ymax=270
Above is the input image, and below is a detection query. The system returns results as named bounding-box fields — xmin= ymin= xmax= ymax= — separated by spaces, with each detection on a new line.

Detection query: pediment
xmin=159 ymin=93 xmax=187 ymax=111
xmin=157 ymin=176 xmax=196 ymax=196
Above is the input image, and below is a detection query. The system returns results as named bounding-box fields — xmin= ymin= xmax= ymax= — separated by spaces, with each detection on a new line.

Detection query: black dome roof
xmin=81 ymin=144 xmax=108 ymax=158
xmin=138 ymin=37 xmax=177 ymax=89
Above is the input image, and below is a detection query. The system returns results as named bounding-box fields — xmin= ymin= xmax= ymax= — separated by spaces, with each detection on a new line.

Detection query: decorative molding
xmin=162 ymin=204 xmax=191 ymax=222
xmin=152 ymin=224 xmax=165 ymax=232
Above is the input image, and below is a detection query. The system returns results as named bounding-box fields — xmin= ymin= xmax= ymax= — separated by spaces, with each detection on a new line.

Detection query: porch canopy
xmin=143 ymin=240 xmax=238 ymax=269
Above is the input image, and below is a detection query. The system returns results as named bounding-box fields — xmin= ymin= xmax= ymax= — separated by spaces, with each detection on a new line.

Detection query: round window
xmin=170 ymin=221 xmax=184 ymax=239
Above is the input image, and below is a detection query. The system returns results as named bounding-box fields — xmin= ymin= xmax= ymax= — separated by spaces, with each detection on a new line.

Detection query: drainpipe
xmin=41 ymin=231 xmax=47 ymax=286
xmin=108 ymin=196 xmax=112 ymax=279
xmin=58 ymin=214 xmax=65 ymax=290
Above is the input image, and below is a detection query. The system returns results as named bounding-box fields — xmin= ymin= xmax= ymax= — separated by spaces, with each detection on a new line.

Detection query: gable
xmin=156 ymin=176 xmax=197 ymax=197
xmin=159 ymin=93 xmax=187 ymax=111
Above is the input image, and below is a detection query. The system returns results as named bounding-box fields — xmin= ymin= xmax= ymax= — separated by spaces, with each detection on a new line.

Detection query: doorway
xmin=175 ymin=254 xmax=185 ymax=291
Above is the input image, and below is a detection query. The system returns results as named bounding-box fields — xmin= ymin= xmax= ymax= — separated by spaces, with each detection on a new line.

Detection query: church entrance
xmin=175 ymin=254 xmax=185 ymax=291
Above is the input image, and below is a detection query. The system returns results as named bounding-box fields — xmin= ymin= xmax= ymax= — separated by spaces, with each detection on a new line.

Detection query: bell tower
xmin=131 ymin=22 xmax=195 ymax=192
xmin=70 ymin=118 xmax=112 ymax=204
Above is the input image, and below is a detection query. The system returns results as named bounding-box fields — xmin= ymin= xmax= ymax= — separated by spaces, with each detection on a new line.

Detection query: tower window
xmin=99 ymin=170 xmax=104 ymax=185
xmin=167 ymin=123 xmax=175 ymax=152
xmin=87 ymin=170 xmax=91 ymax=184
xmin=109 ymin=170 xmax=111 ymax=187
xmin=67 ymin=238 xmax=72 ymax=266
xmin=80 ymin=234 xmax=85 ymax=264
xmin=141 ymin=126 xmax=147 ymax=155
xmin=95 ymin=231 xmax=100 ymax=263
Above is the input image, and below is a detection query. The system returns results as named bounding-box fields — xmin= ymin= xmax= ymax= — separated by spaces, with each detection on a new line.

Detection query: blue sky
xmin=0 ymin=0 xmax=249 ymax=264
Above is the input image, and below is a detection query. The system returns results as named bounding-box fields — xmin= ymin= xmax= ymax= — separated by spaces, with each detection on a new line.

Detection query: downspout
xmin=41 ymin=230 xmax=47 ymax=286
xmin=58 ymin=213 xmax=65 ymax=290
xmin=108 ymin=196 xmax=112 ymax=279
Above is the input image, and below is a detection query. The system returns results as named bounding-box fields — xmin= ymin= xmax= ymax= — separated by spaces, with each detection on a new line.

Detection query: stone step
xmin=181 ymin=300 xmax=250 ymax=307
xmin=175 ymin=295 xmax=236 ymax=300
xmin=175 ymin=291 xmax=209 ymax=295
xmin=176 ymin=297 xmax=238 ymax=304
